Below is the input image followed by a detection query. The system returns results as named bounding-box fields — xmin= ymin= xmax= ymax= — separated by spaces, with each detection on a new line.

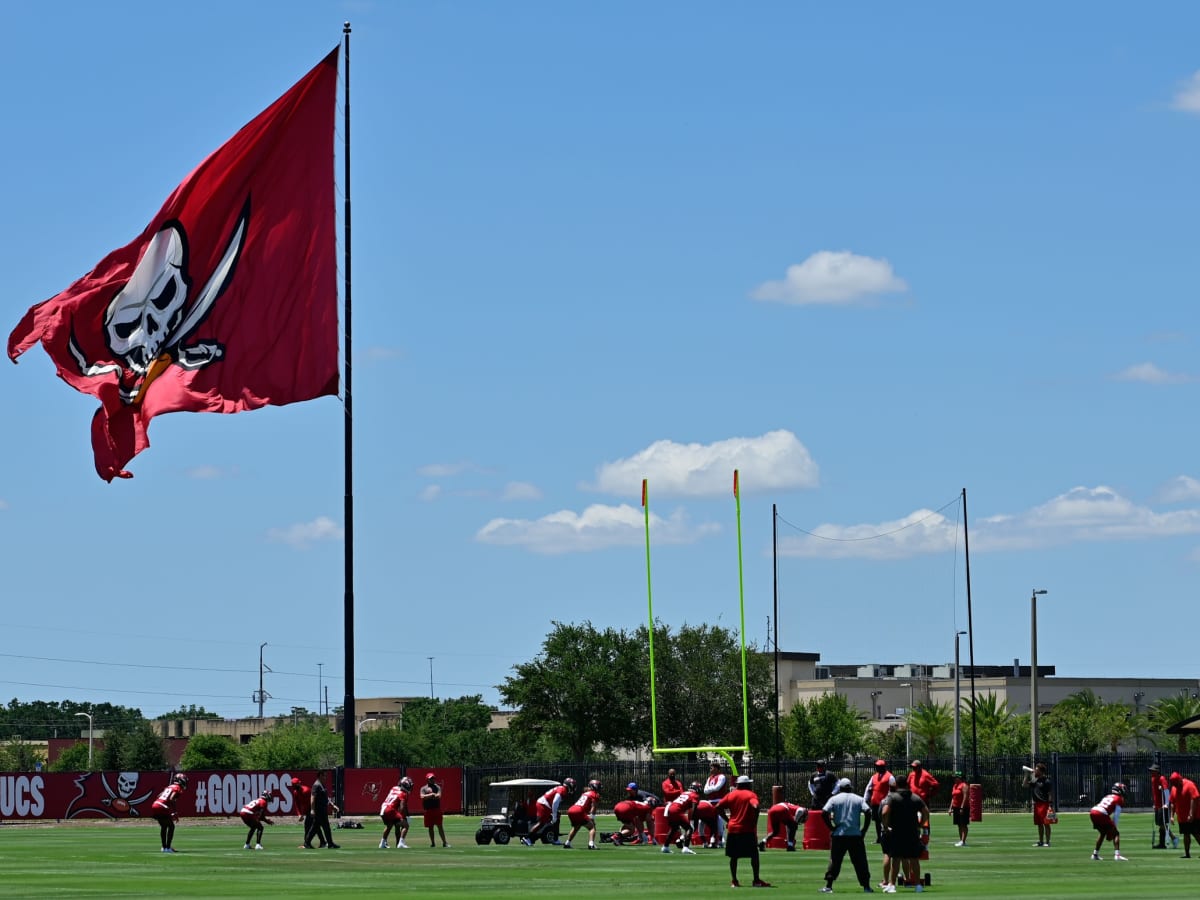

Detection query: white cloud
xmin=476 ymin=504 xmax=719 ymax=555
xmin=1111 ymin=362 xmax=1193 ymax=384
xmin=587 ymin=430 xmax=818 ymax=498
xmin=419 ymin=484 xmax=442 ymax=502
xmin=501 ymin=481 xmax=543 ymax=501
xmin=266 ymin=516 xmax=344 ymax=550
xmin=778 ymin=509 xmax=961 ymax=560
xmin=1158 ymin=476 xmax=1200 ymax=504
xmin=779 ymin=485 xmax=1200 ymax=559
xmin=417 ymin=462 xmax=479 ymax=478
xmin=365 ymin=345 xmax=405 ymax=361
xmin=1171 ymin=70 xmax=1200 ymax=114
xmin=185 ymin=464 xmax=238 ymax=479
xmin=751 ymin=251 xmax=907 ymax=305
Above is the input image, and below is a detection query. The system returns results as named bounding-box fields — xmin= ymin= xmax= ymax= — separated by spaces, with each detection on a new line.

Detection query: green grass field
xmin=1 ymin=812 xmax=1197 ymax=897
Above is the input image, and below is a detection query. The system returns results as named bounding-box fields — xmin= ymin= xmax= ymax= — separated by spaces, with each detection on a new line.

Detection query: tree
xmin=637 ymin=621 xmax=776 ymax=759
xmin=0 ymin=738 xmax=44 ymax=772
xmin=1039 ymin=690 xmax=1136 ymax=755
xmin=179 ymin=734 xmax=243 ymax=770
xmin=784 ymin=693 xmax=867 ymax=760
xmin=1146 ymin=695 xmax=1200 ymax=752
xmin=907 ymin=702 xmax=954 ymax=758
xmin=500 ymin=621 xmax=645 ymax=760
xmin=50 ymin=741 xmax=93 ymax=772
xmin=961 ymin=693 xmax=1028 ymax=757
xmin=0 ymin=699 xmax=144 ymax=741
xmin=241 ymin=719 xmax=341 ymax=770
xmin=360 ymin=696 xmax=515 ymax=767
xmin=99 ymin=721 xmax=167 ymax=770
xmin=862 ymin=725 xmax=907 ymax=762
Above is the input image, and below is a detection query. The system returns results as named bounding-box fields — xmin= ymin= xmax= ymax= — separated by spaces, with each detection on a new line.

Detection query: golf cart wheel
xmin=494 ymin=828 xmax=511 ymax=845
xmin=474 ymin=829 xmax=490 ymax=845
xmin=542 ymin=828 xmax=558 ymax=844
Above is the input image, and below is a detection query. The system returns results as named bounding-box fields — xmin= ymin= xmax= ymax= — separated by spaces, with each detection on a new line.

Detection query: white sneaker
xmin=1091 ymin=852 xmax=1102 ymax=860
xmin=1114 ymin=853 xmax=1128 ymax=861
xmin=661 ymin=845 xmax=671 ymax=854
xmin=254 ymin=844 xmax=264 ymax=850
xmin=397 ymin=840 xmax=408 ymax=848
xmin=243 ymin=844 xmax=251 ymax=850
xmin=681 ymin=845 xmax=696 ymax=855
xmin=954 ymin=840 xmax=965 ymax=847
xmin=379 ymin=840 xmax=388 ymax=849
xmin=883 ymin=887 xmax=897 ymax=894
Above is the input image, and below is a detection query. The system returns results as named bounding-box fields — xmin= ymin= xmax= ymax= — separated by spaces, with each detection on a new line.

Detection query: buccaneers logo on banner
xmin=8 ymin=49 xmax=340 ymax=481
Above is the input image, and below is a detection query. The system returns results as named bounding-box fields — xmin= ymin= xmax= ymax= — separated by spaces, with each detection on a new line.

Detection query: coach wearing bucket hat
xmin=715 ymin=774 xmax=770 ymax=888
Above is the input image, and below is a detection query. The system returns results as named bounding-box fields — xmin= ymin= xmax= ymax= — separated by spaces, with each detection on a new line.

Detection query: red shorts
xmin=1033 ymin=801 xmax=1051 ymax=825
xmin=667 ymin=808 xmax=690 ymax=827
xmin=381 ymin=809 xmax=407 ymax=826
xmin=567 ymin=808 xmax=593 ymax=828
xmin=694 ymin=803 xmax=719 ymax=822
xmin=239 ymin=813 xmax=261 ymax=828
xmin=423 ymin=810 xmax=444 ymax=828
xmin=1089 ymin=811 xmax=1118 ymax=839
xmin=535 ymin=803 xmax=554 ymax=824
xmin=614 ymin=801 xmax=638 ymax=823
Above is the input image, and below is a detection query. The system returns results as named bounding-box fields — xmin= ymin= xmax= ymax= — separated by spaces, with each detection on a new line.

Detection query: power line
xmin=775 ymin=494 xmax=961 ymax=542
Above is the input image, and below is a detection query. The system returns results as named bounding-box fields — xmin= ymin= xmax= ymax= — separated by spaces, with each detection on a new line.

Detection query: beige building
xmin=778 ymin=652 xmax=1197 ymax=737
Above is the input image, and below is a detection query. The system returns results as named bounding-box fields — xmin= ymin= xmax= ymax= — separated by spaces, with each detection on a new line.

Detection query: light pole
xmin=255 ymin=642 xmax=271 ymax=718
xmin=953 ymin=631 xmax=968 ymax=771
xmin=1030 ymin=589 xmax=1048 ymax=764
xmin=356 ymin=717 xmax=377 ymax=768
xmin=318 ymin=662 xmax=324 ymax=715
xmin=74 ymin=712 xmax=93 ymax=768
xmin=870 ymin=690 xmax=882 ymax=720
xmin=901 ymin=682 xmax=914 ymax=759
xmin=427 ymin=657 xmax=435 ymax=700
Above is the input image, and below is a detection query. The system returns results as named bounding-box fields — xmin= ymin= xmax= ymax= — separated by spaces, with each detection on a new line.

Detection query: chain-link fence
xmin=461 ymin=752 xmax=1200 ymax=816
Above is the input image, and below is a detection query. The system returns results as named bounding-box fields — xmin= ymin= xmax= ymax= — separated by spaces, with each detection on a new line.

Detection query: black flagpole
xmin=341 ymin=21 xmax=357 ymax=771
xmin=772 ymin=504 xmax=781 ymax=790
xmin=962 ymin=488 xmax=978 ymax=782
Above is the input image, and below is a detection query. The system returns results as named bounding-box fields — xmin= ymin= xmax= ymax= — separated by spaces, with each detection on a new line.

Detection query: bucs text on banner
xmin=8 ymin=49 xmax=340 ymax=481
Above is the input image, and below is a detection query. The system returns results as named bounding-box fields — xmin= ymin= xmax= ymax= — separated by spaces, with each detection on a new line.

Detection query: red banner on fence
xmin=0 ymin=770 xmax=327 ymax=821
xmin=341 ymin=767 xmax=462 ymax=816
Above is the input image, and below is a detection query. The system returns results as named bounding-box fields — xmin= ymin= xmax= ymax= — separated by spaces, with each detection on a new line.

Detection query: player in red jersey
xmin=150 ymin=774 xmax=187 ymax=853
xmin=379 ymin=775 xmax=412 ymax=849
xmin=612 ymin=782 xmax=658 ymax=845
xmin=662 ymin=782 xmax=699 ymax=854
xmin=1089 ymin=784 xmax=1128 ymax=861
xmin=1170 ymin=772 xmax=1200 ymax=858
xmin=524 ymin=777 xmax=575 ymax=845
xmin=761 ymin=798 xmax=806 ymax=851
xmin=948 ymin=771 xmax=969 ymax=847
xmin=240 ymin=790 xmax=275 ymax=850
xmin=563 ymin=779 xmax=601 ymax=850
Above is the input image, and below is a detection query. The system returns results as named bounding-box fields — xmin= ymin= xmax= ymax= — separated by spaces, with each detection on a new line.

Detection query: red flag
xmin=641 ymin=478 xmax=647 ymax=508
xmin=8 ymin=49 xmax=341 ymax=481
xmin=733 ymin=469 xmax=739 ymax=498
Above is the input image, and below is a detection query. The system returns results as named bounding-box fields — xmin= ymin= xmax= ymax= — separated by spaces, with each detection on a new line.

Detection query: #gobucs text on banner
xmin=8 ymin=49 xmax=340 ymax=481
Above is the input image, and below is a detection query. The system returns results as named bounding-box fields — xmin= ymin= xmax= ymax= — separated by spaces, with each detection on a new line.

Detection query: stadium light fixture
xmin=74 ymin=712 xmax=93 ymax=768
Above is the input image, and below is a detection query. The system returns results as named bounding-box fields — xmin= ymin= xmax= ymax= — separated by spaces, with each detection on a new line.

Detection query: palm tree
xmin=907 ymin=701 xmax=954 ymax=758
xmin=1147 ymin=695 xmax=1200 ymax=752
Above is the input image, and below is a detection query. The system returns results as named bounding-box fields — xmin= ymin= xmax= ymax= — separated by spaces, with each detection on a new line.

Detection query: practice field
xmin=0 ymin=812 xmax=1197 ymax=897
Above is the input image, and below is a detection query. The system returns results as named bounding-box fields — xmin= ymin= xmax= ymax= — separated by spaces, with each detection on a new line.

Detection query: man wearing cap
xmin=865 ymin=760 xmax=896 ymax=843
xmin=421 ymin=772 xmax=450 ymax=848
xmin=821 ymin=778 xmax=873 ymax=894
xmin=1028 ymin=762 xmax=1054 ymax=847
xmin=1169 ymin=771 xmax=1200 ymax=858
xmin=612 ymin=782 xmax=658 ymax=845
xmin=948 ymin=772 xmax=969 ymax=847
xmin=292 ymin=776 xmax=319 ymax=849
xmin=907 ymin=761 xmax=939 ymax=804
xmin=306 ymin=776 xmax=339 ymax=849
xmin=1148 ymin=764 xmax=1173 ymax=849
xmin=715 ymin=774 xmax=771 ymax=888
xmin=810 ymin=759 xmax=838 ymax=809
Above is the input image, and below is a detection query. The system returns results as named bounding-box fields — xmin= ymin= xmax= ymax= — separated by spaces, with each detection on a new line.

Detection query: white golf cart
xmin=474 ymin=778 xmax=562 ymax=845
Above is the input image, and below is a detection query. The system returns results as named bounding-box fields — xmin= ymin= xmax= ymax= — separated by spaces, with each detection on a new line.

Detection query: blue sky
xmin=3 ymin=1 xmax=1199 ymax=721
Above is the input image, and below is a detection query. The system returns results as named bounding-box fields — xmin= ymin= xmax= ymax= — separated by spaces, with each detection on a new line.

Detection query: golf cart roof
xmin=488 ymin=778 xmax=561 ymax=788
